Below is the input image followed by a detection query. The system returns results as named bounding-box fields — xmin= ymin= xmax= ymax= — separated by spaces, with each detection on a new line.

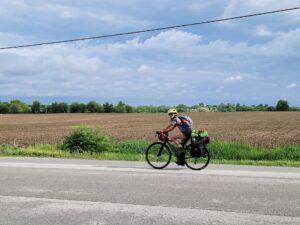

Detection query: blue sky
xmin=0 ymin=0 xmax=300 ymax=106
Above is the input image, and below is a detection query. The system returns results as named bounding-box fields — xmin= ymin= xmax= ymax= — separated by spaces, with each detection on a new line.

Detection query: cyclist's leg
xmin=171 ymin=130 xmax=187 ymax=165
xmin=171 ymin=129 xmax=187 ymax=145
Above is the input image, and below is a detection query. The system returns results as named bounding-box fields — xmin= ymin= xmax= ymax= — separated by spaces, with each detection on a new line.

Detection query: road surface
xmin=0 ymin=157 xmax=299 ymax=225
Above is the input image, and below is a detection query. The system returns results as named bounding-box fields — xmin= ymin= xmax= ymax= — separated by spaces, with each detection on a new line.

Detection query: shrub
xmin=61 ymin=126 xmax=114 ymax=153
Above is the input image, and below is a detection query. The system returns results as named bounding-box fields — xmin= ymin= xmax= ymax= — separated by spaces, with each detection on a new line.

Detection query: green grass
xmin=1 ymin=140 xmax=300 ymax=167
xmin=211 ymin=159 xmax=300 ymax=167
xmin=210 ymin=141 xmax=300 ymax=161
xmin=0 ymin=144 xmax=144 ymax=161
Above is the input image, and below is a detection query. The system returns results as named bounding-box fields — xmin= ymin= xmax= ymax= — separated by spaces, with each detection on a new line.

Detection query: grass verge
xmin=0 ymin=141 xmax=299 ymax=167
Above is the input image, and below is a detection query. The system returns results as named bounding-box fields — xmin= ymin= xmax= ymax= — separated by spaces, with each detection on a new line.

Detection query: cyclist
xmin=162 ymin=108 xmax=193 ymax=165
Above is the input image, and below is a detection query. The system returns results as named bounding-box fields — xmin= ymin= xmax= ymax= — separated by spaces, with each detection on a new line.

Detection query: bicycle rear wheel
xmin=146 ymin=142 xmax=172 ymax=169
xmin=184 ymin=144 xmax=210 ymax=170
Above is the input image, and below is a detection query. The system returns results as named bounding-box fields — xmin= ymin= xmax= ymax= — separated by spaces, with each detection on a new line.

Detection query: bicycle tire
xmin=146 ymin=142 xmax=172 ymax=169
xmin=184 ymin=144 xmax=210 ymax=170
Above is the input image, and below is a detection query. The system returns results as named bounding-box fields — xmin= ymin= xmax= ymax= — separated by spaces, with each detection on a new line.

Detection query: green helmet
xmin=168 ymin=108 xmax=177 ymax=114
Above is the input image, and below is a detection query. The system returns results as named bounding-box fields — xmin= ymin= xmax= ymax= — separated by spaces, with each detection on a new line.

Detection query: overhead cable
xmin=0 ymin=6 xmax=300 ymax=50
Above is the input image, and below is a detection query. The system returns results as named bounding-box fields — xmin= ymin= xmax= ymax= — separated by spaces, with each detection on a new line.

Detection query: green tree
xmin=176 ymin=104 xmax=188 ymax=113
xmin=48 ymin=102 xmax=59 ymax=113
xmin=217 ymin=103 xmax=227 ymax=112
xmin=103 ymin=102 xmax=114 ymax=112
xmin=9 ymin=100 xmax=29 ymax=113
xmin=40 ymin=104 xmax=47 ymax=113
xmin=59 ymin=102 xmax=68 ymax=113
xmin=79 ymin=103 xmax=87 ymax=113
xmin=125 ymin=104 xmax=133 ymax=113
xmin=87 ymin=101 xmax=99 ymax=113
xmin=156 ymin=105 xmax=168 ymax=113
xmin=31 ymin=101 xmax=41 ymax=113
xmin=70 ymin=102 xmax=80 ymax=113
xmin=135 ymin=106 xmax=147 ymax=113
xmin=9 ymin=103 xmax=21 ymax=113
xmin=47 ymin=102 xmax=68 ymax=113
xmin=70 ymin=102 xmax=86 ymax=113
xmin=115 ymin=101 xmax=126 ymax=113
xmin=290 ymin=106 xmax=300 ymax=111
xmin=276 ymin=99 xmax=289 ymax=111
xmin=0 ymin=102 xmax=9 ymax=113
xmin=97 ymin=104 xmax=104 ymax=113
xmin=226 ymin=103 xmax=236 ymax=112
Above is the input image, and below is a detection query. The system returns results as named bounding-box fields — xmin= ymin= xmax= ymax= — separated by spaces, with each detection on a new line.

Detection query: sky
xmin=0 ymin=0 xmax=300 ymax=106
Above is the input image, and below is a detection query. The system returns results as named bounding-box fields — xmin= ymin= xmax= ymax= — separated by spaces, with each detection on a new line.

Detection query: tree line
xmin=0 ymin=99 xmax=298 ymax=114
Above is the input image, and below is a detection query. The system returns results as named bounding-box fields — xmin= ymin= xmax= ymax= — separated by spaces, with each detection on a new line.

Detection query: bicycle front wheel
xmin=146 ymin=142 xmax=172 ymax=169
xmin=185 ymin=145 xmax=210 ymax=170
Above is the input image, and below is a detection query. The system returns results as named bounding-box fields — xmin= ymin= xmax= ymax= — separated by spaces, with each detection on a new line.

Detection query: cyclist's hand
xmin=161 ymin=132 xmax=166 ymax=141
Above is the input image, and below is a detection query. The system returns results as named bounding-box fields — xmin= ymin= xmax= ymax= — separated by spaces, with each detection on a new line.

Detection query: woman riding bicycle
xmin=162 ymin=108 xmax=193 ymax=165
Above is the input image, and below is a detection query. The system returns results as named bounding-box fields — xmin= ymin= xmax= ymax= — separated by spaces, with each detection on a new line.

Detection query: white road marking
xmin=0 ymin=162 xmax=299 ymax=179
xmin=1 ymin=195 xmax=299 ymax=225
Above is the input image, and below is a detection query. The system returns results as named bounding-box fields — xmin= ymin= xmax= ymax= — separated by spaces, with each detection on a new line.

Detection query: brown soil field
xmin=0 ymin=112 xmax=300 ymax=148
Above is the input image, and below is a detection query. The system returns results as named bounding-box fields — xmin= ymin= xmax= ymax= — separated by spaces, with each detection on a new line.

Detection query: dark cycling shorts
xmin=181 ymin=128 xmax=191 ymax=138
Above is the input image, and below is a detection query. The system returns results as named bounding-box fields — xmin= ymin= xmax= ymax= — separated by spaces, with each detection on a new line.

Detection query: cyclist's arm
xmin=162 ymin=124 xmax=176 ymax=133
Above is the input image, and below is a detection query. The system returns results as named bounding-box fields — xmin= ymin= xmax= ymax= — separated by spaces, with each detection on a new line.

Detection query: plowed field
xmin=0 ymin=112 xmax=299 ymax=148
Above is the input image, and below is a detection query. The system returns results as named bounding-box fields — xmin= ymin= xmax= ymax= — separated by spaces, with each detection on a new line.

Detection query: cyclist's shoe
xmin=176 ymin=160 xmax=185 ymax=166
xmin=176 ymin=152 xmax=185 ymax=166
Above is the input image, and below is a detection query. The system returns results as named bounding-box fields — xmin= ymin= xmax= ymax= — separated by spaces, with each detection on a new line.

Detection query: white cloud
xmin=223 ymin=0 xmax=300 ymax=17
xmin=287 ymin=83 xmax=298 ymax=88
xmin=224 ymin=75 xmax=243 ymax=82
xmin=0 ymin=32 xmax=37 ymax=47
xmin=0 ymin=1 xmax=149 ymax=33
xmin=221 ymin=0 xmax=300 ymax=28
xmin=1 ymin=27 xmax=299 ymax=104
xmin=261 ymin=28 xmax=300 ymax=57
xmin=256 ymin=25 xmax=273 ymax=37
xmin=138 ymin=65 xmax=150 ymax=73
xmin=144 ymin=30 xmax=202 ymax=50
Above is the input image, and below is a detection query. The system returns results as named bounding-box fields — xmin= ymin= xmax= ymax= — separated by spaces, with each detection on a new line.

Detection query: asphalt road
xmin=0 ymin=157 xmax=299 ymax=225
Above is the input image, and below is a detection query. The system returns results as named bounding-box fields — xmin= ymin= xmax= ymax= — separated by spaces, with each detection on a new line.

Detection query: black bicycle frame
xmin=156 ymin=131 xmax=190 ymax=157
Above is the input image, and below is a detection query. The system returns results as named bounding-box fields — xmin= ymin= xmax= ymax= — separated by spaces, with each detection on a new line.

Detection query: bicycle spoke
xmin=146 ymin=142 xmax=171 ymax=169
xmin=184 ymin=145 xmax=210 ymax=170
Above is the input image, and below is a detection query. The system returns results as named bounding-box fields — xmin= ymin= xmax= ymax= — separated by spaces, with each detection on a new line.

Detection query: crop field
xmin=0 ymin=112 xmax=300 ymax=148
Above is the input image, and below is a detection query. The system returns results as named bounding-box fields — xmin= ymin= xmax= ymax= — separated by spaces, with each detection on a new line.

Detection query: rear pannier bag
xmin=190 ymin=129 xmax=210 ymax=157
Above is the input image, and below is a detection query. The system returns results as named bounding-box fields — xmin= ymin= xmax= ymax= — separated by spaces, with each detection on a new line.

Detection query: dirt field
xmin=0 ymin=112 xmax=300 ymax=148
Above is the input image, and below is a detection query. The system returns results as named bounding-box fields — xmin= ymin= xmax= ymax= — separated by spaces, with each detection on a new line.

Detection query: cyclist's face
xmin=169 ymin=113 xmax=176 ymax=119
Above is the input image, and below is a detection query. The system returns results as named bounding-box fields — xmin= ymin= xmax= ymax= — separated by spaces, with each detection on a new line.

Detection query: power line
xmin=1 ymin=6 xmax=300 ymax=50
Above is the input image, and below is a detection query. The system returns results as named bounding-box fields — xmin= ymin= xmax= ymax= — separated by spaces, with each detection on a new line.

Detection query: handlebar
xmin=156 ymin=131 xmax=168 ymax=141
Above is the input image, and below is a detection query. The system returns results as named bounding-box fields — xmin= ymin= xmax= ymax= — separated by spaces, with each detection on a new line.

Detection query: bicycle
xmin=145 ymin=131 xmax=210 ymax=170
